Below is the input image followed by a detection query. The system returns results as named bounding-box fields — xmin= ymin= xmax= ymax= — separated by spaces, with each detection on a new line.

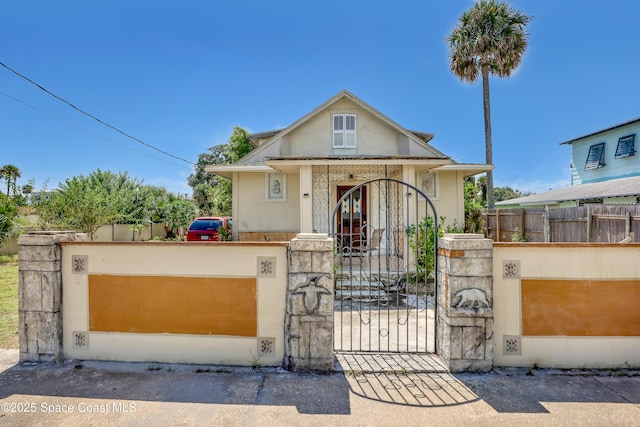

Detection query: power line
xmin=0 ymin=60 xmax=195 ymax=165
xmin=0 ymin=89 xmax=191 ymax=170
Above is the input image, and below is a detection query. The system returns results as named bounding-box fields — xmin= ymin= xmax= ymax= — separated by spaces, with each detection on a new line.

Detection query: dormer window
xmin=584 ymin=142 xmax=606 ymax=170
xmin=333 ymin=114 xmax=356 ymax=148
xmin=615 ymin=134 xmax=636 ymax=158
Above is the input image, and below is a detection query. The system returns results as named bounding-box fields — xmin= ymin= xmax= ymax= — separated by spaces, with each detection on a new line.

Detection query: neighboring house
xmin=495 ymin=175 xmax=640 ymax=209
xmin=206 ymin=90 xmax=491 ymax=241
xmin=565 ymin=117 xmax=640 ymax=186
xmin=497 ymin=117 xmax=640 ymax=208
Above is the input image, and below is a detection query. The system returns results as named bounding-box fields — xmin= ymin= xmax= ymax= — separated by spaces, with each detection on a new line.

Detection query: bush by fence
xmin=483 ymin=204 xmax=640 ymax=243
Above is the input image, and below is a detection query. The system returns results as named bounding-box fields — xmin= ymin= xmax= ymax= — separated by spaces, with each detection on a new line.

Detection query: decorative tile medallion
xmin=503 ymin=335 xmax=521 ymax=356
xmin=503 ymin=259 xmax=520 ymax=279
xmin=257 ymin=257 xmax=276 ymax=278
xmin=72 ymin=331 xmax=89 ymax=350
xmin=258 ymin=337 xmax=275 ymax=355
xmin=71 ymin=255 xmax=88 ymax=274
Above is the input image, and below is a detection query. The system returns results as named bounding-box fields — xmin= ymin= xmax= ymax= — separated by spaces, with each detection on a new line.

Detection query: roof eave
xmin=559 ymin=116 xmax=640 ymax=145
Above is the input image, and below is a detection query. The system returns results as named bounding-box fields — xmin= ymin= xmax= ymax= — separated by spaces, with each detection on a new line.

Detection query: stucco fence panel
xmin=60 ymin=241 xmax=289 ymax=366
xmin=493 ymin=243 xmax=640 ymax=368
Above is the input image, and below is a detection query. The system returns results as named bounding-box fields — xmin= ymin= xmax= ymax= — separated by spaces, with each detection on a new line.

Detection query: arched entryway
xmin=331 ymin=178 xmax=438 ymax=354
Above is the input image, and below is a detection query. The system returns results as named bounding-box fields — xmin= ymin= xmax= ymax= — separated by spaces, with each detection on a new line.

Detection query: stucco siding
xmin=420 ymin=171 xmax=464 ymax=229
xmin=571 ymin=123 xmax=640 ymax=184
xmin=284 ymin=98 xmax=424 ymax=158
xmin=236 ymin=172 xmax=300 ymax=232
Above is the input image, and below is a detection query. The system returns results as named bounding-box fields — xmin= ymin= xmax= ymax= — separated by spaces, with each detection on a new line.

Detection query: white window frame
xmin=333 ymin=114 xmax=356 ymax=148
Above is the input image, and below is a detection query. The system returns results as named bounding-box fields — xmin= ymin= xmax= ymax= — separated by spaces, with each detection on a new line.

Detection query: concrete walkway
xmin=0 ymin=348 xmax=639 ymax=426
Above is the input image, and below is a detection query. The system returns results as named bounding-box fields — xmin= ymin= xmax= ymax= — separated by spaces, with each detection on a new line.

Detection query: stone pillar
xmin=437 ymin=234 xmax=493 ymax=372
xmin=18 ymin=231 xmax=86 ymax=362
xmin=286 ymin=233 xmax=334 ymax=371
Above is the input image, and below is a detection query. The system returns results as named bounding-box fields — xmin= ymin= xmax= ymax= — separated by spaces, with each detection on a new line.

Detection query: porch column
xmin=437 ymin=233 xmax=493 ymax=372
xmin=403 ymin=165 xmax=416 ymax=227
xmin=232 ymin=171 xmax=240 ymax=241
xmin=18 ymin=231 xmax=87 ymax=362
xmin=286 ymin=233 xmax=334 ymax=371
xmin=299 ymin=165 xmax=313 ymax=233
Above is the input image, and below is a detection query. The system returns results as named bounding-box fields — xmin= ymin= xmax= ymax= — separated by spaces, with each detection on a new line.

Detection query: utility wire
xmin=0 ymin=60 xmax=195 ymax=165
xmin=0 ymin=89 xmax=191 ymax=170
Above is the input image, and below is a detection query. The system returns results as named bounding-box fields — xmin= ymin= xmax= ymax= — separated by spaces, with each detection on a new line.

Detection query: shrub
xmin=512 ymin=227 xmax=529 ymax=242
xmin=406 ymin=215 xmax=446 ymax=280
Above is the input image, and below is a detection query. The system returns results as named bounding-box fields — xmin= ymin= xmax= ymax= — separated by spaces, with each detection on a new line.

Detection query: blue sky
xmin=2 ymin=1 xmax=639 ymax=196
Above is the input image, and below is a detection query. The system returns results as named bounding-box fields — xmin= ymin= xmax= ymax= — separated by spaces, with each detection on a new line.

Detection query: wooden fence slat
xmin=481 ymin=204 xmax=640 ymax=243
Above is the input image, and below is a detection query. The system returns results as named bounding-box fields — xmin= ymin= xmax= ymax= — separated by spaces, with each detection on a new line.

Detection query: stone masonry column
xmin=286 ymin=233 xmax=334 ymax=371
xmin=18 ymin=231 xmax=86 ymax=362
xmin=436 ymin=234 xmax=493 ymax=372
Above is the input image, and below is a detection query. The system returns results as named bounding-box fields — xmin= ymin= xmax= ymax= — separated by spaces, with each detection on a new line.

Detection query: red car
xmin=185 ymin=217 xmax=231 ymax=241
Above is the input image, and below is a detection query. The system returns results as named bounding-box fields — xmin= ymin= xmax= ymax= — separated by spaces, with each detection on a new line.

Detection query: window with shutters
xmin=333 ymin=114 xmax=356 ymax=148
xmin=615 ymin=134 xmax=636 ymax=158
xmin=584 ymin=142 xmax=606 ymax=170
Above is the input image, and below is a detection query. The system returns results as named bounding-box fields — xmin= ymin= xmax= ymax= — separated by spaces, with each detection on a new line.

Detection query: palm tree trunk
xmin=481 ymin=64 xmax=495 ymax=209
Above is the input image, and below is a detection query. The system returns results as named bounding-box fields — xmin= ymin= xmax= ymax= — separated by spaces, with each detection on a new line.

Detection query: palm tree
xmin=448 ymin=0 xmax=532 ymax=209
xmin=0 ymin=164 xmax=21 ymax=197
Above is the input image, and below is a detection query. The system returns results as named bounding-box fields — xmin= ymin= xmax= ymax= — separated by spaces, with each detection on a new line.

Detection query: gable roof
xmin=495 ymin=175 xmax=640 ymax=206
xmin=559 ymin=117 xmax=640 ymax=145
xmin=237 ymin=89 xmax=447 ymax=165
xmin=249 ymin=128 xmax=435 ymax=146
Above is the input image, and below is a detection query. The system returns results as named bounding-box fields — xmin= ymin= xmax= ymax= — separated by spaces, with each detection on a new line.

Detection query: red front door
xmin=337 ymin=185 xmax=367 ymax=249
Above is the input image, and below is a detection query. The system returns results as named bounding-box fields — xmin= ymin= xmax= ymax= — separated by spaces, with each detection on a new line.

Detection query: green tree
xmin=161 ymin=197 xmax=196 ymax=239
xmin=188 ymin=126 xmax=253 ymax=216
xmin=36 ymin=169 xmax=175 ymax=240
xmin=0 ymin=164 xmax=21 ymax=198
xmin=0 ymin=199 xmax=20 ymax=245
xmin=192 ymin=183 xmax=216 ymax=216
xmin=21 ymin=182 xmax=34 ymax=206
xmin=188 ymin=144 xmax=227 ymax=189
xmin=448 ymin=0 xmax=532 ymax=209
xmin=463 ymin=177 xmax=485 ymax=233
xmin=38 ymin=174 xmax=117 ymax=239
xmin=224 ymin=126 xmax=254 ymax=163
xmin=494 ymin=186 xmax=531 ymax=202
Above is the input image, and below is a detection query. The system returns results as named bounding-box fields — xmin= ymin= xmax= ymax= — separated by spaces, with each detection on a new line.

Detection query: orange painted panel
xmin=522 ymin=279 xmax=640 ymax=336
xmin=89 ymin=274 xmax=257 ymax=336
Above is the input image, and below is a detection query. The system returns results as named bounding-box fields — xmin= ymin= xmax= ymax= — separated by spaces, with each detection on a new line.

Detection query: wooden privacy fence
xmin=482 ymin=205 xmax=640 ymax=243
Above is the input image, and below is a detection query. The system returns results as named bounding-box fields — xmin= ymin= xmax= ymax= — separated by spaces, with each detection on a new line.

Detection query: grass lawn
xmin=0 ymin=254 xmax=18 ymax=349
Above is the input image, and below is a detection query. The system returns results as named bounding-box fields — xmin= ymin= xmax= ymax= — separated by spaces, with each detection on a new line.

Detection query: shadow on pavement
xmin=455 ymin=369 xmax=640 ymax=413
xmin=347 ymin=371 xmax=479 ymax=407
xmin=0 ymin=360 xmax=351 ymax=415
xmin=3 ymin=352 xmax=639 ymax=416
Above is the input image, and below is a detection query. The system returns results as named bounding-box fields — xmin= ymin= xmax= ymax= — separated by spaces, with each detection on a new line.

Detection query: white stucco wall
xmin=283 ymin=98 xmax=430 ymax=158
xmin=415 ymin=171 xmax=465 ymax=230
xmin=62 ymin=242 xmax=288 ymax=366
xmin=493 ymin=243 xmax=640 ymax=368
xmin=235 ymin=172 xmax=300 ymax=233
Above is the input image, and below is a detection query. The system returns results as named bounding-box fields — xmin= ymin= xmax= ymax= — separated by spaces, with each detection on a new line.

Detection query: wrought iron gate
xmin=331 ymin=178 xmax=438 ymax=353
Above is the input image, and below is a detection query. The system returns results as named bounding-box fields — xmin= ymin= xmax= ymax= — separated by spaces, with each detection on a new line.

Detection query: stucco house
xmin=497 ymin=117 xmax=640 ymax=208
xmin=206 ymin=90 xmax=492 ymax=241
